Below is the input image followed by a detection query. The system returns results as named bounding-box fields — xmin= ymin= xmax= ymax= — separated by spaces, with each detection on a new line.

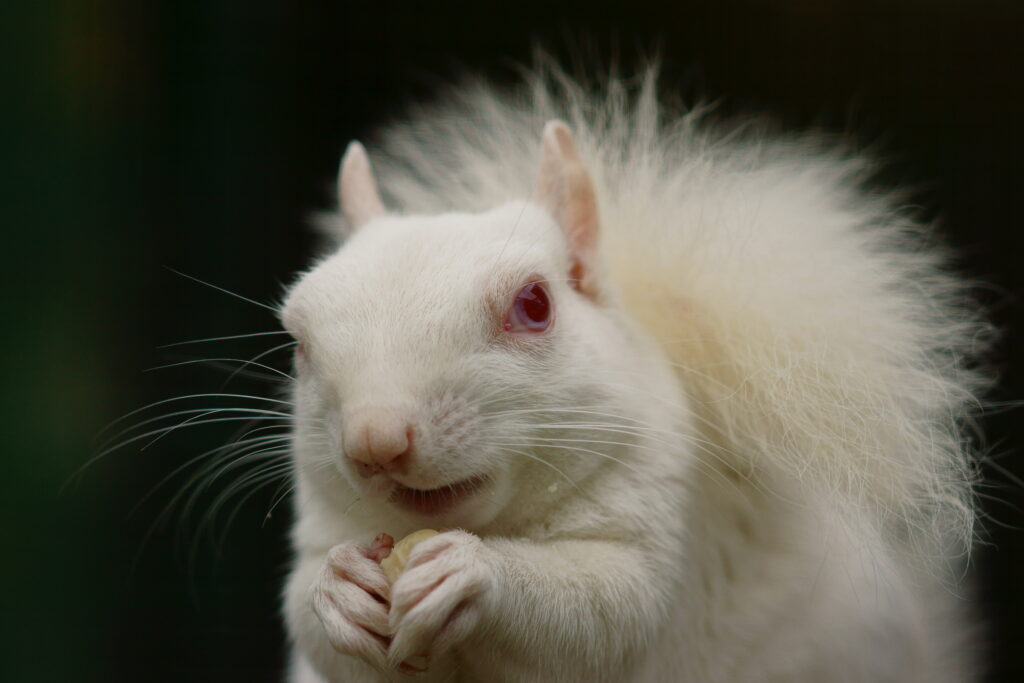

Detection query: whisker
xmin=204 ymin=458 xmax=295 ymax=523
xmin=131 ymin=443 xmax=289 ymax=576
xmin=97 ymin=392 xmax=293 ymax=439
xmin=494 ymin=439 xmax=639 ymax=474
xmin=190 ymin=458 xmax=295 ymax=563
xmin=487 ymin=404 xmax=751 ymax=473
xmin=166 ymin=267 xmax=279 ymax=313
xmin=99 ymin=406 xmax=291 ymax=451
xmin=215 ymin=462 xmax=298 ymax=547
xmin=488 ymin=406 xmax=677 ymax=428
xmin=199 ymin=361 xmax=291 ymax=383
xmin=525 ymin=422 xmax=737 ymax=461
xmin=495 ymin=446 xmax=579 ymax=490
xmin=263 ymin=475 xmax=302 ymax=525
xmin=84 ymin=415 xmax=293 ymax=476
xmin=147 ymin=357 xmax=294 ymax=382
xmin=139 ymin=408 xmax=289 ymax=451
xmin=130 ymin=434 xmax=293 ymax=517
xmin=221 ymin=340 xmax=299 ymax=386
xmin=181 ymin=447 xmax=293 ymax=531
xmin=70 ymin=417 xmax=297 ymax=494
xmin=159 ymin=330 xmax=291 ymax=349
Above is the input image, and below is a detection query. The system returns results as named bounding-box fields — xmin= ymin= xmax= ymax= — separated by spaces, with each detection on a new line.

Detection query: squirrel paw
xmin=309 ymin=542 xmax=393 ymax=672
xmin=386 ymin=530 xmax=490 ymax=669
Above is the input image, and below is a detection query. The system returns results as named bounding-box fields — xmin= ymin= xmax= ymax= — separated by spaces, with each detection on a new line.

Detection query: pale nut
xmin=379 ymin=529 xmax=439 ymax=583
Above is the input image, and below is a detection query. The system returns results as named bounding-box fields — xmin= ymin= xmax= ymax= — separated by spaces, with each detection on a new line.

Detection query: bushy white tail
xmin=352 ymin=59 xmax=990 ymax=578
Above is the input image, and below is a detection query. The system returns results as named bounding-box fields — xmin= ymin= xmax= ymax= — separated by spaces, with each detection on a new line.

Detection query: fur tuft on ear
xmin=535 ymin=120 xmax=601 ymax=298
xmin=339 ymin=141 xmax=387 ymax=230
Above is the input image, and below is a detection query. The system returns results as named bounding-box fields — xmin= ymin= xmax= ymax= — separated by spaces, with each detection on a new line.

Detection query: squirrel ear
xmin=535 ymin=120 xmax=600 ymax=298
xmin=339 ymin=141 xmax=387 ymax=230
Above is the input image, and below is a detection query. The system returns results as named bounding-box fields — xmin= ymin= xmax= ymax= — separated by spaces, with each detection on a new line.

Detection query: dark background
xmin=5 ymin=1 xmax=1023 ymax=681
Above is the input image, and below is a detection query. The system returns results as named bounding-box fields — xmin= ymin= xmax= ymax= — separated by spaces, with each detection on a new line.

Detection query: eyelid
xmin=506 ymin=273 xmax=548 ymax=300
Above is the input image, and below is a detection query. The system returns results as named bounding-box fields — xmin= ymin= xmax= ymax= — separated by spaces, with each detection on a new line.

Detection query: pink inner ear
xmin=535 ymin=121 xmax=601 ymax=298
xmin=569 ymin=259 xmax=586 ymax=291
xmin=339 ymin=141 xmax=387 ymax=230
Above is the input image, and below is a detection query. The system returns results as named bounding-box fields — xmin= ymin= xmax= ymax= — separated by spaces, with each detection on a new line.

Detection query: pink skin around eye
xmin=503 ymin=282 xmax=553 ymax=334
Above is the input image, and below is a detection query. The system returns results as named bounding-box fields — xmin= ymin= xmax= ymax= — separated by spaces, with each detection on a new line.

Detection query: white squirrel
xmin=279 ymin=64 xmax=989 ymax=682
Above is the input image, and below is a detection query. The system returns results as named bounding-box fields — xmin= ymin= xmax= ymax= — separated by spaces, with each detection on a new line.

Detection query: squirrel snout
xmin=342 ymin=409 xmax=415 ymax=477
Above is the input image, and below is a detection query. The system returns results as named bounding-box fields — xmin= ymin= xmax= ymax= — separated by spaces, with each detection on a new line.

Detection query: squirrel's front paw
xmin=387 ymin=530 xmax=490 ymax=668
xmin=309 ymin=542 xmax=393 ymax=672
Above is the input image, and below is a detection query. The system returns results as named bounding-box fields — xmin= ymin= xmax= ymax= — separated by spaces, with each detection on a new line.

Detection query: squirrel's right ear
xmin=338 ymin=141 xmax=387 ymax=230
xmin=535 ymin=120 xmax=601 ymax=298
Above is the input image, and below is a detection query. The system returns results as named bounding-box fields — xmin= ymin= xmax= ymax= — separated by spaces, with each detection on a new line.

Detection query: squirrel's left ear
xmin=535 ymin=120 xmax=600 ymax=298
xmin=338 ymin=141 xmax=387 ymax=230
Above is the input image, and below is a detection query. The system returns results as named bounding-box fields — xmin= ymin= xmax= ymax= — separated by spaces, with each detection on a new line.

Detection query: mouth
xmin=389 ymin=475 xmax=488 ymax=516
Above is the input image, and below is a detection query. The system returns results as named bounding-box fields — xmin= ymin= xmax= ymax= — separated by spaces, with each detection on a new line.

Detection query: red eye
xmin=504 ymin=282 xmax=552 ymax=334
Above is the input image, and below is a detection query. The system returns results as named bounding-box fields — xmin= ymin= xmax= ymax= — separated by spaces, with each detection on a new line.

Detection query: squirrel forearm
xmin=471 ymin=537 xmax=672 ymax=679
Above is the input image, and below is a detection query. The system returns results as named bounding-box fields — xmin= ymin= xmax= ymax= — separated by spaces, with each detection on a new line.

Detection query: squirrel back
xmin=330 ymin=63 xmax=989 ymax=578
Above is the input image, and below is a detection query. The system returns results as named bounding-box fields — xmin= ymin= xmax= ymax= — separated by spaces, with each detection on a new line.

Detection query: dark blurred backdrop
xmin=5 ymin=1 xmax=1023 ymax=681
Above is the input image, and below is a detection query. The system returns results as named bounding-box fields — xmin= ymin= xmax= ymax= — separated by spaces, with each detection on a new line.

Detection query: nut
xmin=379 ymin=529 xmax=439 ymax=583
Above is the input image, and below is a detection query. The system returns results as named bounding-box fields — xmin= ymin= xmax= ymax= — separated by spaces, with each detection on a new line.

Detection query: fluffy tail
xmin=358 ymin=58 xmax=991 ymax=576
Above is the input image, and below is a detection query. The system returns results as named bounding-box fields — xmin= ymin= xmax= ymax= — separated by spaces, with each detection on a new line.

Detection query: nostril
xmin=355 ymin=460 xmax=382 ymax=478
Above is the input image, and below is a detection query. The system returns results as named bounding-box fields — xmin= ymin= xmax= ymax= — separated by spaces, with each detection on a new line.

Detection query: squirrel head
xmin=280 ymin=122 xmax=673 ymax=528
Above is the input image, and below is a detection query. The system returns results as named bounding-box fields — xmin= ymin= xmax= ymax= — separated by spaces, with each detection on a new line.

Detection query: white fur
xmin=281 ymin=61 xmax=987 ymax=682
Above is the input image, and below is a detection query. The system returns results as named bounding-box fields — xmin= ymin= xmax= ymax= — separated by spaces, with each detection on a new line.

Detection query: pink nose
xmin=343 ymin=411 xmax=414 ymax=477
